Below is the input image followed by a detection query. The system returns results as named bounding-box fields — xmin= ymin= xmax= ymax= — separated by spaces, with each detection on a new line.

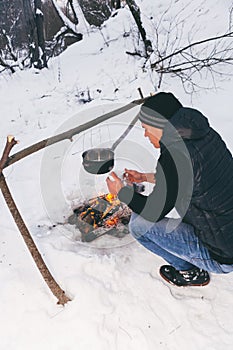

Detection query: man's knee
xmin=129 ymin=215 xmax=142 ymax=239
xmin=129 ymin=213 xmax=154 ymax=240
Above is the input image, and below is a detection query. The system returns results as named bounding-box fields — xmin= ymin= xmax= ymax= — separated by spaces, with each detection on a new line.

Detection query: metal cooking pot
xmin=82 ymin=147 xmax=115 ymax=174
xmin=82 ymin=115 xmax=138 ymax=174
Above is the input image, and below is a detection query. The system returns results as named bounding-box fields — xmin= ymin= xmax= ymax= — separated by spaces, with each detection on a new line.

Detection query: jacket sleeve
xmin=118 ymin=149 xmax=178 ymax=222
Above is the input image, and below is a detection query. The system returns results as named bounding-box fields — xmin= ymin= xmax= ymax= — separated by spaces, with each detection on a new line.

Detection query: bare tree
xmin=149 ymin=2 xmax=233 ymax=92
xmin=125 ymin=0 xmax=152 ymax=57
xmin=22 ymin=0 xmax=35 ymax=51
xmin=49 ymin=0 xmax=91 ymax=55
xmin=51 ymin=0 xmax=90 ymax=35
xmin=0 ymin=29 xmax=18 ymax=73
xmin=0 ymin=0 xmax=47 ymax=71
xmin=0 ymin=0 xmax=29 ymax=72
xmin=151 ymin=31 xmax=233 ymax=91
xmin=78 ymin=0 xmax=112 ymax=27
xmin=33 ymin=0 xmax=47 ymax=68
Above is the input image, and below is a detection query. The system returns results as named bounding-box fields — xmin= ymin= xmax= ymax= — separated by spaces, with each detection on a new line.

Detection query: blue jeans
xmin=129 ymin=213 xmax=233 ymax=274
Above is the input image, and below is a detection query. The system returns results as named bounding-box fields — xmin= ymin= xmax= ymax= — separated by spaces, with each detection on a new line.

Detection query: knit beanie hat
xmin=138 ymin=92 xmax=183 ymax=129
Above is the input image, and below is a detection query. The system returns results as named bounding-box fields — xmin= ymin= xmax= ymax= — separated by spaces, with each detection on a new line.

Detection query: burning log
xmin=67 ymin=193 xmax=132 ymax=242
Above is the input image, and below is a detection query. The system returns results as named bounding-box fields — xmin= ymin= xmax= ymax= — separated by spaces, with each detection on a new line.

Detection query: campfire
xmin=67 ymin=193 xmax=132 ymax=242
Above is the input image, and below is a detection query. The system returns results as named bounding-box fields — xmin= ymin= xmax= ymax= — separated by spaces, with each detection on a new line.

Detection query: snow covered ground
xmin=0 ymin=1 xmax=233 ymax=349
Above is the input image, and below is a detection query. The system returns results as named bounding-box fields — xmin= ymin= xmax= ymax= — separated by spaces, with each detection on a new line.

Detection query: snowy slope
xmin=0 ymin=1 xmax=233 ymax=349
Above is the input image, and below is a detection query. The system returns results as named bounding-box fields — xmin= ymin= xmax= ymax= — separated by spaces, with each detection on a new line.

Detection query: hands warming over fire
xmin=124 ymin=169 xmax=156 ymax=184
xmin=123 ymin=168 xmax=146 ymax=183
xmin=106 ymin=172 xmax=124 ymax=196
xmin=106 ymin=169 xmax=156 ymax=195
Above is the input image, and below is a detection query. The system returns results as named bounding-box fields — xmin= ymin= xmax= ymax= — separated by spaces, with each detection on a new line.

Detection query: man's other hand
xmin=106 ymin=172 xmax=124 ymax=196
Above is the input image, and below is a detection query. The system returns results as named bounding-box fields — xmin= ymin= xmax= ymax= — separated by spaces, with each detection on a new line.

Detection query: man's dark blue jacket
xmin=118 ymin=107 xmax=233 ymax=265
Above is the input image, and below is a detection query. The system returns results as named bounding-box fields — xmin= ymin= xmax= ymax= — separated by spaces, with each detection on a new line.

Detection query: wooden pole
xmin=4 ymin=96 xmax=146 ymax=170
xmin=0 ymin=136 xmax=71 ymax=305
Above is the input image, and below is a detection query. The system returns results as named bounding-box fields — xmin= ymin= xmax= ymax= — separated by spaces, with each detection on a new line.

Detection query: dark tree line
xmin=1 ymin=0 xmax=232 ymax=94
xmin=0 ymin=0 xmax=119 ymax=72
xmin=0 ymin=0 xmax=50 ymax=70
xmin=0 ymin=0 xmax=151 ymax=73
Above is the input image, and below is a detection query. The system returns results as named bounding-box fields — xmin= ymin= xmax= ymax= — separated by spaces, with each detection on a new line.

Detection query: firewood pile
xmin=67 ymin=193 xmax=132 ymax=242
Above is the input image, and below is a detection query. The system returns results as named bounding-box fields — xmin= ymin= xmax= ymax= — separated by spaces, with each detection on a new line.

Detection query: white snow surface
xmin=1 ymin=1 xmax=233 ymax=349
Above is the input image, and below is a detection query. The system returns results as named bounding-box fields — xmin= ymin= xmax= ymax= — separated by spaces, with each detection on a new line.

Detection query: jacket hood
xmin=161 ymin=107 xmax=210 ymax=145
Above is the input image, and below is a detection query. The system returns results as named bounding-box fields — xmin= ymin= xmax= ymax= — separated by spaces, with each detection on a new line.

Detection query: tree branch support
xmin=0 ymin=136 xmax=71 ymax=305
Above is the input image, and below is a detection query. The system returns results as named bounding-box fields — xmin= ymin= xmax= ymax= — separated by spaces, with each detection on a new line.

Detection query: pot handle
xmin=111 ymin=114 xmax=139 ymax=151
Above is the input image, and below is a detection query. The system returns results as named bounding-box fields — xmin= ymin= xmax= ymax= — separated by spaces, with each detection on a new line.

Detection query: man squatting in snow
xmin=106 ymin=92 xmax=233 ymax=287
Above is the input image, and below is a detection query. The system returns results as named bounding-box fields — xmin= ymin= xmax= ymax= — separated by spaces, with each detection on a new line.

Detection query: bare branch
xmin=151 ymin=30 xmax=233 ymax=69
xmin=4 ymin=96 xmax=146 ymax=170
xmin=0 ymin=55 xmax=16 ymax=73
xmin=0 ymin=136 xmax=18 ymax=173
xmin=0 ymin=136 xmax=71 ymax=305
xmin=66 ymin=0 xmax=79 ymax=24
xmin=229 ymin=3 xmax=233 ymax=31
xmin=125 ymin=0 xmax=152 ymax=57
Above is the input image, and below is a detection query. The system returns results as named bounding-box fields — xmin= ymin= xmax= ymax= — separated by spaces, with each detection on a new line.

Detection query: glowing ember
xmin=105 ymin=216 xmax=119 ymax=227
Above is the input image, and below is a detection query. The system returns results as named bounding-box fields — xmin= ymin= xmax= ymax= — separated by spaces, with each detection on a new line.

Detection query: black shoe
xmin=160 ymin=265 xmax=210 ymax=287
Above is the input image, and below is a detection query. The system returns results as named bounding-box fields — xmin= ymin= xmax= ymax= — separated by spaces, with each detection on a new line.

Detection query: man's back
xmin=173 ymin=108 xmax=233 ymax=264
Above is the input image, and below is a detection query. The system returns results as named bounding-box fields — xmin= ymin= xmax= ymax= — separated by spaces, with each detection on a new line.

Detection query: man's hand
xmin=106 ymin=172 xmax=124 ymax=196
xmin=123 ymin=169 xmax=146 ymax=183
xmin=123 ymin=169 xmax=156 ymax=184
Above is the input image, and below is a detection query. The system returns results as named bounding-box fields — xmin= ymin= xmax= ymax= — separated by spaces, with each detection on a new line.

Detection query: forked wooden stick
xmin=0 ymin=136 xmax=71 ymax=305
xmin=0 ymin=135 xmax=18 ymax=173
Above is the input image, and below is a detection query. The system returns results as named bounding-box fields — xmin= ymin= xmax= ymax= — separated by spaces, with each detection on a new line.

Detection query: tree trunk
xmin=69 ymin=0 xmax=90 ymax=31
xmin=125 ymin=0 xmax=152 ymax=56
xmin=51 ymin=0 xmax=89 ymax=46
xmin=22 ymin=0 xmax=37 ymax=65
xmin=34 ymin=0 xmax=47 ymax=68
xmin=112 ymin=0 xmax=121 ymax=10
xmin=22 ymin=0 xmax=35 ymax=39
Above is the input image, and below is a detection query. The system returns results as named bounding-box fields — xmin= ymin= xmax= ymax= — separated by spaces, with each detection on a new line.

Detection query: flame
xmin=105 ymin=193 xmax=117 ymax=203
